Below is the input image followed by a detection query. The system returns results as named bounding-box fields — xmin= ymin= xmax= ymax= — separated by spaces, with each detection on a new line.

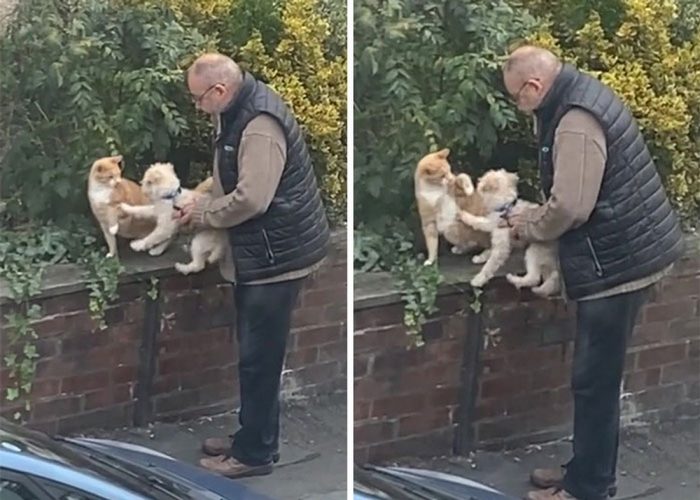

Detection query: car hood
xmin=359 ymin=465 xmax=518 ymax=500
xmin=67 ymin=437 xmax=272 ymax=500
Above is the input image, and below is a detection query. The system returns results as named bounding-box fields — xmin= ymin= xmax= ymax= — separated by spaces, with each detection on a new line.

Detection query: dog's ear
xmin=508 ymin=171 xmax=519 ymax=186
xmin=110 ymin=155 xmax=123 ymax=165
xmin=435 ymin=148 xmax=450 ymax=159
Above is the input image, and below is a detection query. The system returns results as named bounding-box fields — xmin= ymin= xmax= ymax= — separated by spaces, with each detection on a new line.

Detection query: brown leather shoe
xmin=199 ymin=455 xmax=273 ymax=478
xmin=530 ymin=468 xmax=617 ymax=497
xmin=202 ymin=437 xmax=231 ymax=457
xmin=524 ymin=487 xmax=579 ymax=500
xmin=530 ymin=468 xmax=564 ymax=489
xmin=201 ymin=436 xmax=280 ymax=463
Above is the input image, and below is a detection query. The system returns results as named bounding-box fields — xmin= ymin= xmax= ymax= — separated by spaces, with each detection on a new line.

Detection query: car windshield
xmin=354 ymin=465 xmax=449 ymax=500
xmin=0 ymin=420 xmax=200 ymax=500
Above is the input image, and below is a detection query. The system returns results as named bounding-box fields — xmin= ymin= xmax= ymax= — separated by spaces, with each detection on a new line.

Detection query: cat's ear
xmin=436 ymin=148 xmax=450 ymax=159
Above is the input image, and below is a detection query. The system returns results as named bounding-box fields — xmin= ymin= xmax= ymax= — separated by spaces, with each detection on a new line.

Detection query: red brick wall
xmin=354 ymin=248 xmax=700 ymax=462
xmin=0 ymin=233 xmax=346 ymax=434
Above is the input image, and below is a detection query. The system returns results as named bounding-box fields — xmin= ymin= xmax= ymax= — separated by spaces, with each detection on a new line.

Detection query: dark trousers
xmin=230 ymin=277 xmax=304 ymax=466
xmin=563 ymin=286 xmax=651 ymax=500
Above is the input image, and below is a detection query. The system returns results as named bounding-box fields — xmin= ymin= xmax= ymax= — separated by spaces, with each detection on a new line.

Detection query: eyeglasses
xmin=509 ymin=78 xmax=541 ymax=104
xmin=191 ymin=83 xmax=220 ymax=104
xmin=510 ymin=80 xmax=530 ymax=103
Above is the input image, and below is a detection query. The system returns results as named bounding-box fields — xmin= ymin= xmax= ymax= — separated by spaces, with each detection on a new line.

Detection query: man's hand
xmin=495 ymin=213 xmax=523 ymax=240
xmin=173 ymin=200 xmax=195 ymax=226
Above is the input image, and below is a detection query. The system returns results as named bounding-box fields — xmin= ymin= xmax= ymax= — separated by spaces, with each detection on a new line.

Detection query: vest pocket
xmin=586 ymin=236 xmax=604 ymax=277
xmin=262 ymin=229 xmax=275 ymax=264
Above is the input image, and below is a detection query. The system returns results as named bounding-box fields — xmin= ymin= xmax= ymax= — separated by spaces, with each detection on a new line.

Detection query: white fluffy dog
xmin=458 ymin=169 xmax=560 ymax=296
xmin=120 ymin=162 xmax=226 ymax=275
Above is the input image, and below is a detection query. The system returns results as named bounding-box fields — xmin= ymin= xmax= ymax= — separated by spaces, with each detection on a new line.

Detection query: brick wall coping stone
xmin=354 ymin=232 xmax=700 ymax=311
xmin=1 ymin=229 xmax=347 ymax=303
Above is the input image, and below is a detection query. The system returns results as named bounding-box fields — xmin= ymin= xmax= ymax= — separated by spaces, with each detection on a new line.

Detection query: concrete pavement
xmin=392 ymin=418 xmax=700 ymax=499
xmin=77 ymin=394 xmax=347 ymax=500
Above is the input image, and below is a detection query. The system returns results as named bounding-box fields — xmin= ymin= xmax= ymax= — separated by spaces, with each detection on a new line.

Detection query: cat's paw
xmin=451 ymin=246 xmax=467 ymax=255
xmin=130 ymin=239 xmax=147 ymax=252
xmin=109 ymin=224 xmax=119 ymax=235
xmin=106 ymin=251 xmax=116 ymax=259
xmin=470 ymin=274 xmax=487 ymax=288
xmin=423 ymin=259 xmax=435 ymax=266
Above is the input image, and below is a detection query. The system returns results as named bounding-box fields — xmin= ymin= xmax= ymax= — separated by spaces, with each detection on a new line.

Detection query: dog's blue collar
xmin=161 ymin=186 xmax=182 ymax=201
xmin=494 ymin=198 xmax=517 ymax=218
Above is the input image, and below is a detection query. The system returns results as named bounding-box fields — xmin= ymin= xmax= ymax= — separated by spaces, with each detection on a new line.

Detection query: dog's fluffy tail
xmin=193 ymin=176 xmax=214 ymax=194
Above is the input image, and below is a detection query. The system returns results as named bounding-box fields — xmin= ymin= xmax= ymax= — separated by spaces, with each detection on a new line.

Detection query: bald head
xmin=504 ymin=46 xmax=561 ymax=83
xmin=188 ymin=53 xmax=243 ymax=88
xmin=187 ymin=53 xmax=243 ymax=115
xmin=502 ymin=46 xmax=563 ymax=113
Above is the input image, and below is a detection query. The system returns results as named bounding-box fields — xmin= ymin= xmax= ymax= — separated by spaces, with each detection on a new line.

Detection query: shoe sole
xmin=221 ymin=464 xmax=273 ymax=479
xmin=530 ymin=477 xmax=616 ymax=498
xmin=202 ymin=445 xmax=280 ymax=464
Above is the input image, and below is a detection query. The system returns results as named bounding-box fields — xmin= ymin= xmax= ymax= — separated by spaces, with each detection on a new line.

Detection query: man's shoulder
xmin=242 ymin=113 xmax=286 ymax=142
xmin=557 ymin=107 xmax=602 ymax=133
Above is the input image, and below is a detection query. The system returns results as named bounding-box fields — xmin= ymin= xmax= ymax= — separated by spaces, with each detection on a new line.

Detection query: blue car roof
xmin=0 ymin=444 xmax=147 ymax=500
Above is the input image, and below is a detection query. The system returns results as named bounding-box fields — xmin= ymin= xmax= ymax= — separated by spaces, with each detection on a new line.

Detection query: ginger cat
xmin=415 ymin=148 xmax=489 ymax=265
xmin=87 ymin=155 xmax=154 ymax=258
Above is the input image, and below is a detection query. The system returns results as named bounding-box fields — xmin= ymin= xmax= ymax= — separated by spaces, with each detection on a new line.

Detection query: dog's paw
xmin=506 ymin=273 xmax=523 ymax=288
xmin=149 ymin=245 xmax=167 ymax=256
xmin=460 ymin=212 xmax=479 ymax=227
xmin=451 ymin=246 xmax=467 ymax=255
xmin=470 ymin=274 xmax=487 ymax=288
xmin=472 ymin=254 xmax=488 ymax=264
xmin=423 ymin=259 xmax=435 ymax=266
xmin=130 ymin=239 xmax=147 ymax=252
xmin=109 ymin=224 xmax=119 ymax=235
xmin=174 ymin=262 xmax=190 ymax=275
xmin=106 ymin=251 xmax=116 ymax=259
xmin=119 ymin=202 xmax=132 ymax=213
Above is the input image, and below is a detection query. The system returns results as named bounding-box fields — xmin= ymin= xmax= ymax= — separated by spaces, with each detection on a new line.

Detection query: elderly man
xmin=176 ymin=53 xmax=330 ymax=478
xmin=502 ymin=46 xmax=683 ymax=500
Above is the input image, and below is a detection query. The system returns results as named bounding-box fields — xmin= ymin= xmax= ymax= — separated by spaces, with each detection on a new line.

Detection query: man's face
xmin=187 ymin=74 xmax=227 ymax=115
xmin=503 ymin=70 xmax=545 ymax=114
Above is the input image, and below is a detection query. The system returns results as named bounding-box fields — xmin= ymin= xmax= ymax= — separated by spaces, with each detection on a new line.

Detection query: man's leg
xmin=230 ymin=277 xmax=304 ymax=466
xmin=562 ymin=287 xmax=650 ymax=499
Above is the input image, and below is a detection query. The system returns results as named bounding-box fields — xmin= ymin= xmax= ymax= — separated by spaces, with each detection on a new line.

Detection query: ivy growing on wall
xmin=0 ymin=223 xmax=123 ymax=416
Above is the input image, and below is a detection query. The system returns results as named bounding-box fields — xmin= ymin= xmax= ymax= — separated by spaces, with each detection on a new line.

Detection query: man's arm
xmin=190 ymin=114 xmax=287 ymax=228
xmin=512 ymin=108 xmax=607 ymax=242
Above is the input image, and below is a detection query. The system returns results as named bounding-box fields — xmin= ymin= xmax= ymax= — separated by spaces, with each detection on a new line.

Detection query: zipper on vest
xmin=586 ymin=236 xmax=604 ymax=277
xmin=262 ymin=229 xmax=275 ymax=264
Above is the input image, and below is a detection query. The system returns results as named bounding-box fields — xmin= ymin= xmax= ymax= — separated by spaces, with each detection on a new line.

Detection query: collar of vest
xmin=535 ymin=63 xmax=579 ymax=124
xmin=220 ymin=72 xmax=257 ymax=129
xmin=161 ymin=186 xmax=181 ymax=201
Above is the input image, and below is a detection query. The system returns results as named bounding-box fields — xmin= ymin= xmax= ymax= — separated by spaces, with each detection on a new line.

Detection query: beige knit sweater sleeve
xmin=516 ymin=108 xmax=607 ymax=242
xmin=191 ymin=114 xmax=287 ymax=229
